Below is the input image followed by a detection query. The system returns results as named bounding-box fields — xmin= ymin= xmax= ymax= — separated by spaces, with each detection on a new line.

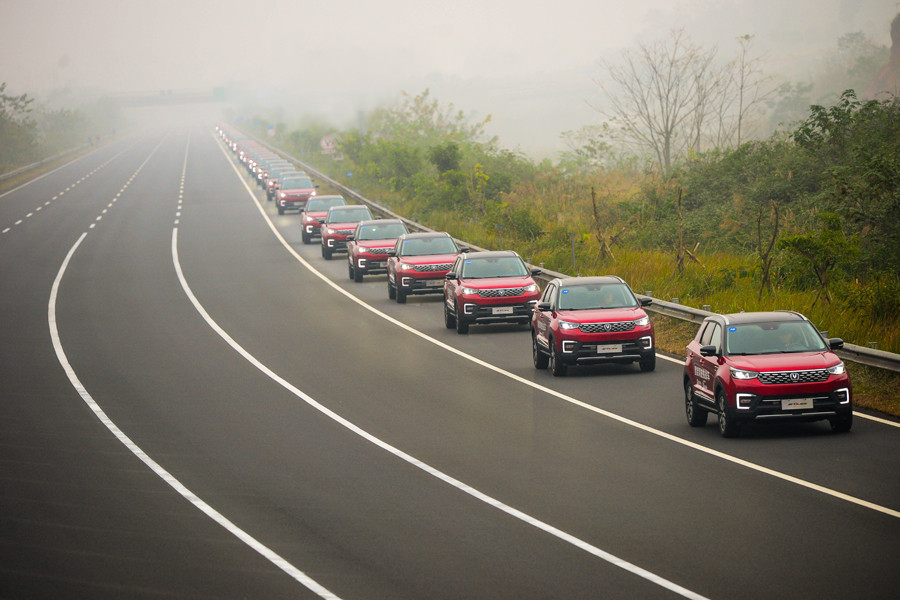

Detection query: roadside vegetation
xmin=235 ymin=28 xmax=899 ymax=415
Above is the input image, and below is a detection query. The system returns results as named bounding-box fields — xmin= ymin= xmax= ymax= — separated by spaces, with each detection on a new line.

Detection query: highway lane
xmin=2 ymin=123 xmax=899 ymax=599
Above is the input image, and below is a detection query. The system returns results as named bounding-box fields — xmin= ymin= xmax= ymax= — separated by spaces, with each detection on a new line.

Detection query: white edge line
xmin=215 ymin=133 xmax=900 ymax=522
xmin=47 ymin=144 xmax=342 ymax=600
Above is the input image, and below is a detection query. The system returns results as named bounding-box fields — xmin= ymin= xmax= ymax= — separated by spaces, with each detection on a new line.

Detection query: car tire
xmin=301 ymin=230 xmax=311 ymax=244
xmin=829 ymin=414 xmax=852 ymax=433
xmin=396 ymin=287 xmax=407 ymax=304
xmin=277 ymin=204 xmax=285 ymax=215
xmin=322 ymin=246 xmax=332 ymax=260
xmin=455 ymin=308 xmax=469 ymax=334
xmin=716 ymin=389 xmax=740 ymax=438
xmin=685 ymin=379 xmax=708 ymax=427
xmin=548 ymin=337 xmax=567 ymax=376
xmin=532 ymin=333 xmax=549 ymax=369
xmin=444 ymin=299 xmax=456 ymax=329
xmin=353 ymin=265 xmax=363 ymax=283
xmin=388 ymin=280 xmax=396 ymax=300
xmin=639 ymin=353 xmax=656 ymax=372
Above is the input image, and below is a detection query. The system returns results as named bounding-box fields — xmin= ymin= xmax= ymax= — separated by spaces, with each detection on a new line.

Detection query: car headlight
xmin=559 ymin=320 xmax=580 ymax=330
xmin=323 ymin=227 xmax=333 ymax=235
xmin=730 ymin=367 xmax=758 ymax=380
xmin=399 ymin=262 xmax=415 ymax=271
xmin=827 ymin=362 xmax=846 ymax=375
xmin=634 ymin=316 xmax=650 ymax=326
xmin=460 ymin=287 xmax=478 ymax=295
xmin=279 ymin=192 xmax=287 ymax=198
xmin=524 ymin=283 xmax=538 ymax=293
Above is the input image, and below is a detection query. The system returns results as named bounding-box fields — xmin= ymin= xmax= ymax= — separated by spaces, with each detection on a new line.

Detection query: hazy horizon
xmin=1 ymin=0 xmax=896 ymax=158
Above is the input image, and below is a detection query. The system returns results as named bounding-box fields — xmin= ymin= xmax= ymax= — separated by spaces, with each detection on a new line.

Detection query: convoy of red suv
xmin=684 ymin=311 xmax=853 ymax=436
xmin=532 ymin=277 xmax=655 ymax=376
xmin=219 ymin=125 xmax=858 ymax=439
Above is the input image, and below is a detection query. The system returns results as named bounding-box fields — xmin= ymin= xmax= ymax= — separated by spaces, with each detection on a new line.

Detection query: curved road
xmin=2 ymin=125 xmax=898 ymax=599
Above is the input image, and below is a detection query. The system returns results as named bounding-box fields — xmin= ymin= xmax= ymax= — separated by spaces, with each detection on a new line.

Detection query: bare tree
xmin=594 ymin=31 xmax=772 ymax=174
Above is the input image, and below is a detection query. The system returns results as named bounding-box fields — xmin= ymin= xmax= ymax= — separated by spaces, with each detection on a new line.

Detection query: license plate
xmin=782 ymin=398 xmax=814 ymax=410
xmin=597 ymin=344 xmax=622 ymax=354
xmin=426 ymin=279 xmax=444 ymax=287
xmin=493 ymin=306 xmax=514 ymax=315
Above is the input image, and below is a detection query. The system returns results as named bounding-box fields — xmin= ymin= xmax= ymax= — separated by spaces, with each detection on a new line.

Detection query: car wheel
xmin=455 ymin=307 xmax=469 ymax=334
xmin=396 ymin=287 xmax=407 ymax=304
xmin=388 ymin=280 xmax=396 ymax=300
xmin=829 ymin=414 xmax=852 ymax=433
xmin=348 ymin=262 xmax=355 ymax=280
xmin=685 ymin=379 xmax=708 ymax=427
xmin=323 ymin=246 xmax=332 ymax=260
xmin=353 ymin=264 xmax=363 ymax=283
xmin=301 ymin=230 xmax=311 ymax=244
xmin=277 ymin=204 xmax=285 ymax=215
xmin=716 ymin=389 xmax=740 ymax=438
xmin=444 ymin=299 xmax=456 ymax=329
xmin=639 ymin=353 xmax=656 ymax=372
xmin=532 ymin=333 xmax=549 ymax=369
xmin=548 ymin=337 xmax=567 ymax=376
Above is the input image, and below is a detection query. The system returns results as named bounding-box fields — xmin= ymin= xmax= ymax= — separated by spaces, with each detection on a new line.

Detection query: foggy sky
xmin=0 ymin=0 xmax=895 ymax=158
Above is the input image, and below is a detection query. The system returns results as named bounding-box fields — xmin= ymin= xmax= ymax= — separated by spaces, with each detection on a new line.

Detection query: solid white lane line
xmin=215 ymin=133 xmax=900 ymax=521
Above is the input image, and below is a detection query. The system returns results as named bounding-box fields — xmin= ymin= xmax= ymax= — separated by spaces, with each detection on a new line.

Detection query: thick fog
xmin=0 ymin=0 xmax=895 ymax=158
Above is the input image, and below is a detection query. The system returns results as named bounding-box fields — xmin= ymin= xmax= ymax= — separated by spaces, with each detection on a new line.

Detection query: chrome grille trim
xmin=412 ymin=263 xmax=453 ymax=272
xmin=477 ymin=287 xmax=527 ymax=298
xmin=758 ymin=369 xmax=830 ymax=384
xmin=578 ymin=321 xmax=636 ymax=333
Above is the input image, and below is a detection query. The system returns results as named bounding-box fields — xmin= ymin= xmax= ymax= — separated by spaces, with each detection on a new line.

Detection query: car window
xmin=357 ymin=222 xmax=408 ymax=240
xmin=558 ymin=283 xmax=638 ymax=310
xmin=540 ymin=284 xmax=555 ymax=304
xmin=306 ymin=197 xmax=345 ymax=211
xmin=725 ymin=321 xmax=828 ymax=355
xmin=400 ymin=236 xmax=458 ymax=256
xmin=281 ymin=177 xmax=314 ymax=188
xmin=460 ymin=256 xmax=528 ymax=278
xmin=699 ymin=322 xmax=715 ymax=346
xmin=327 ymin=207 xmax=373 ymax=223
xmin=708 ymin=324 xmax=723 ymax=352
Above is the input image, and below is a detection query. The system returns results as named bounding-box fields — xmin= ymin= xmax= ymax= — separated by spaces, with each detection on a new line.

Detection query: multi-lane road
xmin=2 ymin=125 xmax=899 ymax=599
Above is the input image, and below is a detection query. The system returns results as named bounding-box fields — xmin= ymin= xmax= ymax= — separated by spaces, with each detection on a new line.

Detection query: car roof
xmin=398 ymin=231 xmax=451 ymax=240
xmin=357 ymin=218 xmax=402 ymax=226
xmin=460 ymin=250 xmax=519 ymax=260
xmin=715 ymin=311 xmax=809 ymax=325
xmin=555 ymin=276 xmax=626 ymax=287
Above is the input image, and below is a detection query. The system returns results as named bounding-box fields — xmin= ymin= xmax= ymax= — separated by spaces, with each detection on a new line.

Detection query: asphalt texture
xmin=2 ymin=125 xmax=899 ymax=600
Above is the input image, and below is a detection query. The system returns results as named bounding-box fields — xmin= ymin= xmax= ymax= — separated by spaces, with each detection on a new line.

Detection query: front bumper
xmin=398 ymin=274 xmax=446 ymax=295
xmin=459 ymin=301 xmax=536 ymax=324
xmin=558 ymin=336 xmax=654 ymax=365
xmin=728 ymin=387 xmax=852 ymax=422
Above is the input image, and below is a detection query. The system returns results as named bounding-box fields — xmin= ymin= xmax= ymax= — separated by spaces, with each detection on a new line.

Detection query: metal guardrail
xmin=230 ymin=128 xmax=900 ymax=375
xmin=0 ymin=144 xmax=90 ymax=183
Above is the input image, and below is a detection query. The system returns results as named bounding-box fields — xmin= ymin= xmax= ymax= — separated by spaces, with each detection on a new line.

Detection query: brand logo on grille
xmin=603 ymin=323 xmax=611 ymax=332
xmin=790 ymin=372 xmax=800 ymax=381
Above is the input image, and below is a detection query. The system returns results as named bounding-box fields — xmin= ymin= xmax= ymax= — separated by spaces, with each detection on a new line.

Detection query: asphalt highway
xmin=2 ymin=125 xmax=898 ymax=599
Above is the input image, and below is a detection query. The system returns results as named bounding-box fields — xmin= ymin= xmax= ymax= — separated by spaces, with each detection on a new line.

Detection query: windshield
xmin=400 ymin=236 xmax=458 ymax=256
xmin=725 ymin=321 xmax=828 ymax=355
xmin=357 ymin=222 xmax=408 ymax=240
xmin=306 ymin=197 xmax=345 ymax=211
xmin=558 ymin=283 xmax=637 ymax=310
xmin=460 ymin=256 xmax=528 ymax=278
xmin=281 ymin=177 xmax=313 ymax=189
xmin=326 ymin=207 xmax=373 ymax=223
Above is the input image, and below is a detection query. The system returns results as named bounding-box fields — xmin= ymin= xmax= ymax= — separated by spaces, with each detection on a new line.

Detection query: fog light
xmin=639 ymin=336 xmax=653 ymax=349
xmin=736 ymin=393 xmax=754 ymax=410
xmin=401 ymin=277 xmax=411 ymax=287
xmin=562 ymin=340 xmax=576 ymax=353
xmin=835 ymin=388 xmax=851 ymax=404
xmin=357 ymin=258 xmax=366 ymax=269
xmin=464 ymin=303 xmax=474 ymax=315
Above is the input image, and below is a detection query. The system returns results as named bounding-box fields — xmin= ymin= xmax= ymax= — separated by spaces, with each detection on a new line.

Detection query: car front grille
xmin=477 ymin=287 xmax=528 ymax=298
xmin=758 ymin=369 xmax=830 ymax=384
xmin=335 ymin=229 xmax=354 ymax=235
xmin=412 ymin=263 xmax=452 ymax=272
xmin=579 ymin=321 xmax=636 ymax=333
xmin=367 ymin=247 xmax=390 ymax=255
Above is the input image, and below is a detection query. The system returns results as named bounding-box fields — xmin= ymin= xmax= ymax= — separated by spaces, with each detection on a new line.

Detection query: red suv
xmin=387 ymin=232 xmax=463 ymax=303
xmin=320 ymin=205 xmax=374 ymax=260
xmin=531 ymin=276 xmax=655 ymax=376
xmin=276 ymin=174 xmax=317 ymax=215
xmin=684 ymin=311 xmax=852 ymax=437
xmin=300 ymin=195 xmax=346 ymax=244
xmin=346 ymin=219 xmax=409 ymax=282
xmin=443 ymin=251 xmax=541 ymax=334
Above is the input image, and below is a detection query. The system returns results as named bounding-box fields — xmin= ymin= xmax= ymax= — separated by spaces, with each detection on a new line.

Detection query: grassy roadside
xmin=650 ymin=314 xmax=900 ymax=419
xmin=0 ymin=144 xmax=105 ymax=194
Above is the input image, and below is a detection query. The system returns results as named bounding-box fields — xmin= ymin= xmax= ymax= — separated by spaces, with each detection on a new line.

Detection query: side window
xmin=699 ymin=322 xmax=714 ymax=346
xmin=452 ymin=257 xmax=462 ymax=275
xmin=541 ymin=284 xmax=555 ymax=304
xmin=709 ymin=324 xmax=723 ymax=352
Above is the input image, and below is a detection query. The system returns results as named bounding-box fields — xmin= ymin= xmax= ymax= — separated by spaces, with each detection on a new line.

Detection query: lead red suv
xmin=276 ymin=174 xmax=317 ymax=215
xmin=346 ymin=219 xmax=409 ymax=282
xmin=443 ymin=251 xmax=541 ymax=334
xmin=684 ymin=311 xmax=852 ymax=437
xmin=531 ymin=276 xmax=655 ymax=376
xmin=387 ymin=232 xmax=463 ymax=303
xmin=320 ymin=205 xmax=374 ymax=260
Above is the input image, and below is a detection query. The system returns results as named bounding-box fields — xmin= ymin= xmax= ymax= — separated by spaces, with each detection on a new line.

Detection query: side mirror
xmin=387 ymin=249 xmax=397 ymax=257
xmin=699 ymin=345 xmax=718 ymax=357
xmin=446 ymin=272 xmax=458 ymax=280
xmin=640 ymin=297 xmax=653 ymax=307
xmin=530 ymin=267 xmax=542 ymax=276
xmin=346 ymin=235 xmax=355 ymax=241
xmin=536 ymin=302 xmax=552 ymax=311
xmin=457 ymin=246 xmax=470 ymax=253
xmin=828 ymin=338 xmax=844 ymax=350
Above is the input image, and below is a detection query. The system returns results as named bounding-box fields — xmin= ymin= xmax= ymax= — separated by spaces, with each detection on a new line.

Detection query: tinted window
xmin=399 ymin=236 xmax=458 ymax=256
xmin=357 ymin=222 xmax=408 ymax=240
xmin=725 ymin=320 xmax=828 ymax=355
xmin=327 ymin=207 xmax=373 ymax=223
xmin=459 ymin=256 xmax=528 ymax=278
xmin=557 ymin=283 xmax=638 ymax=310
xmin=306 ymin=197 xmax=346 ymax=211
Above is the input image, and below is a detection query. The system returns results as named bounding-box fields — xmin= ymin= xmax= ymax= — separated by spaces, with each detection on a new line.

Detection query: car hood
xmin=357 ymin=239 xmax=398 ymax=249
xmin=556 ymin=307 xmax=647 ymax=322
xmin=727 ymin=351 xmax=839 ymax=372
xmin=281 ymin=187 xmax=315 ymax=194
xmin=325 ymin=221 xmax=362 ymax=229
xmin=398 ymin=253 xmax=458 ymax=264
xmin=460 ymin=276 xmax=535 ymax=288
xmin=304 ymin=210 xmax=328 ymax=219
